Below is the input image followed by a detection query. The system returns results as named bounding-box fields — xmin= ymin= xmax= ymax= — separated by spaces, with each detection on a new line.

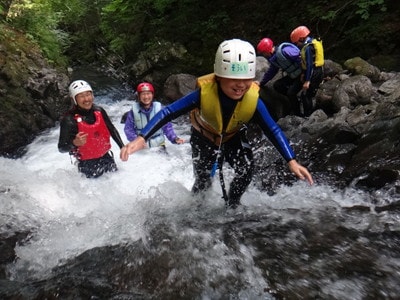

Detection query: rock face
xmin=163 ymin=74 xmax=197 ymax=102
xmin=0 ymin=26 xmax=70 ymax=157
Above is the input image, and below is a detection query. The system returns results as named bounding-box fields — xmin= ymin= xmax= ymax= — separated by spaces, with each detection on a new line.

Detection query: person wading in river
xmin=120 ymin=39 xmax=313 ymax=208
xmin=58 ymin=80 xmax=125 ymax=178
xmin=123 ymin=82 xmax=184 ymax=150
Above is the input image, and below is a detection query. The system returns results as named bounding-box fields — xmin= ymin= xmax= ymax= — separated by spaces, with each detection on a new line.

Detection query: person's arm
xmin=254 ymin=100 xmax=295 ymax=161
xmin=140 ymin=89 xmax=199 ymax=141
xmin=253 ymin=99 xmax=313 ymax=184
xmin=100 ymin=107 xmax=125 ymax=149
xmin=303 ymin=44 xmax=314 ymax=83
xmin=58 ymin=114 xmax=78 ymax=153
xmin=162 ymin=122 xmax=180 ymax=144
xmin=123 ymin=110 xmax=138 ymax=142
xmin=120 ymin=89 xmax=200 ymax=161
xmin=259 ymin=61 xmax=279 ymax=86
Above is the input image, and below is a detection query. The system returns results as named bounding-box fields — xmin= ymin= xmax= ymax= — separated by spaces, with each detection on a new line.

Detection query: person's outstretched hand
xmin=175 ymin=137 xmax=185 ymax=144
xmin=120 ymin=136 xmax=146 ymax=161
xmin=288 ymin=159 xmax=314 ymax=185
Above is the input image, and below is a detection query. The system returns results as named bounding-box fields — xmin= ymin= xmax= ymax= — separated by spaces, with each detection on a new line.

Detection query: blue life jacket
xmin=132 ymin=102 xmax=165 ymax=147
xmin=273 ymin=42 xmax=302 ymax=78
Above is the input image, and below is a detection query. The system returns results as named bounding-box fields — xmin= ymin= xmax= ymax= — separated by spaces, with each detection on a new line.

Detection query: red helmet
xmin=256 ymin=38 xmax=274 ymax=55
xmin=290 ymin=26 xmax=310 ymax=43
xmin=136 ymin=82 xmax=154 ymax=93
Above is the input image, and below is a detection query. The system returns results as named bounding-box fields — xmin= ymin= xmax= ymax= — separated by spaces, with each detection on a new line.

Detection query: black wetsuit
xmin=58 ymin=105 xmax=125 ymax=178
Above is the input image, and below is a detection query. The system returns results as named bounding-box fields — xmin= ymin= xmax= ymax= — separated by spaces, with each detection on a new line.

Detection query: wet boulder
xmin=163 ymin=73 xmax=197 ymax=102
xmin=332 ymin=75 xmax=374 ymax=112
xmin=377 ymin=74 xmax=400 ymax=101
xmin=323 ymin=59 xmax=344 ymax=79
xmin=344 ymin=56 xmax=381 ymax=82
xmin=315 ymin=77 xmax=342 ymax=115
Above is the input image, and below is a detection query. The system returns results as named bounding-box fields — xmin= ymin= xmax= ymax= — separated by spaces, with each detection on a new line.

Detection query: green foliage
xmin=66 ymin=0 xmax=400 ymax=74
xmin=0 ymin=23 xmax=43 ymax=84
xmin=152 ymin=0 xmax=176 ymax=13
xmin=99 ymin=0 xmax=232 ymax=70
xmin=2 ymin=0 xmax=399 ymax=75
xmin=3 ymin=0 xmax=109 ymax=65
xmin=312 ymin=0 xmax=387 ymax=22
xmin=59 ymin=0 xmax=109 ymax=62
xmin=355 ymin=0 xmax=386 ymax=19
xmin=100 ymin=0 xmax=147 ymax=57
xmin=50 ymin=0 xmax=90 ymax=25
xmin=5 ymin=0 xmax=70 ymax=66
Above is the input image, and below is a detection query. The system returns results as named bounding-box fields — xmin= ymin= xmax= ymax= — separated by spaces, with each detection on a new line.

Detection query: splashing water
xmin=1 ymin=95 xmax=398 ymax=299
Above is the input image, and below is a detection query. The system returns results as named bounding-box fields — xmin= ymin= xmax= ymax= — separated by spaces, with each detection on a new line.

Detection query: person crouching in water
xmin=58 ymin=80 xmax=125 ymax=178
xmin=123 ymin=82 xmax=184 ymax=150
xmin=120 ymin=39 xmax=313 ymax=208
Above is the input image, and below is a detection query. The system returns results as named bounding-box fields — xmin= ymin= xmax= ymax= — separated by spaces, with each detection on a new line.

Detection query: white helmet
xmin=69 ymin=80 xmax=93 ymax=104
xmin=214 ymin=39 xmax=256 ymax=79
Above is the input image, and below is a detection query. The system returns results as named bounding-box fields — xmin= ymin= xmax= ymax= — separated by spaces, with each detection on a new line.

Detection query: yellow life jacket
xmin=190 ymin=73 xmax=259 ymax=145
xmin=301 ymin=38 xmax=324 ymax=69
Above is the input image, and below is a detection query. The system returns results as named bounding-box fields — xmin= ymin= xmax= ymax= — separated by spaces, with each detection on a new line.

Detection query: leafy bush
xmin=5 ymin=0 xmax=69 ymax=66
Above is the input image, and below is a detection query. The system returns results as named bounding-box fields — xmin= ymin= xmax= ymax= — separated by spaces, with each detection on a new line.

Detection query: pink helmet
xmin=290 ymin=26 xmax=311 ymax=43
xmin=136 ymin=82 xmax=154 ymax=93
xmin=256 ymin=38 xmax=274 ymax=55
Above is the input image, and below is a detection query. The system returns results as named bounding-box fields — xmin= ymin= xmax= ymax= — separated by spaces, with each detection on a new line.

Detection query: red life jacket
xmin=74 ymin=111 xmax=111 ymax=160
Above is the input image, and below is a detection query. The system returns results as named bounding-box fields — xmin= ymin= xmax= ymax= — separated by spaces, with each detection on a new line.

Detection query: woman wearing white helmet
xmin=58 ymin=80 xmax=125 ymax=178
xmin=120 ymin=39 xmax=313 ymax=208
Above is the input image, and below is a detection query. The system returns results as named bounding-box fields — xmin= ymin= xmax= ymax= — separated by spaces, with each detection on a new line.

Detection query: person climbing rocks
xmin=290 ymin=25 xmax=325 ymax=117
xmin=256 ymin=37 xmax=303 ymax=117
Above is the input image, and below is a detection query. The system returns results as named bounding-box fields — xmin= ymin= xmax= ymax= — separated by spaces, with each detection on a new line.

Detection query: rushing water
xmin=1 ymin=81 xmax=399 ymax=299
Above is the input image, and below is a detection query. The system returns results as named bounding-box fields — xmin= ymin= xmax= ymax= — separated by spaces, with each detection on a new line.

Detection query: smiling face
xmin=139 ymin=91 xmax=154 ymax=109
xmin=75 ymin=91 xmax=94 ymax=110
xmin=217 ymin=77 xmax=253 ymax=100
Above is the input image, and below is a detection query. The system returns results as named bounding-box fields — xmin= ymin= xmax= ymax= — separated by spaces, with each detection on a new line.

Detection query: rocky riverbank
xmin=0 ymin=26 xmax=70 ymax=157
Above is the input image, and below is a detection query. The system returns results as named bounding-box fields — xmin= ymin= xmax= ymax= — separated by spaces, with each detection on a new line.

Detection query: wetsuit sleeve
xmin=303 ymin=44 xmax=314 ymax=81
xmin=259 ymin=60 xmax=279 ymax=86
xmin=100 ymin=108 xmax=125 ymax=149
xmin=162 ymin=122 xmax=178 ymax=143
xmin=140 ymin=89 xmax=200 ymax=141
xmin=123 ymin=110 xmax=138 ymax=142
xmin=58 ymin=114 xmax=78 ymax=153
xmin=253 ymin=99 xmax=295 ymax=161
